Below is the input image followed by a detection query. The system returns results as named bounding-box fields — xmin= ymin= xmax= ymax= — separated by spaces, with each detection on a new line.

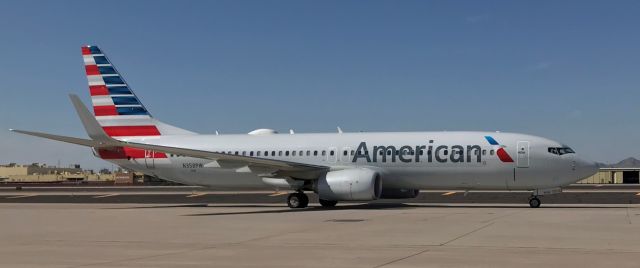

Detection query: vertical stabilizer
xmin=81 ymin=45 xmax=194 ymax=137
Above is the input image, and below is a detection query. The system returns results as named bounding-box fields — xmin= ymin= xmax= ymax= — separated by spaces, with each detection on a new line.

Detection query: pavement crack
xmin=372 ymin=248 xmax=431 ymax=268
xmin=440 ymin=221 xmax=494 ymax=246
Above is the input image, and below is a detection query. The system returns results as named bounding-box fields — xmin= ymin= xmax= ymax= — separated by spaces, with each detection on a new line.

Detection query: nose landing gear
xmin=529 ymin=196 xmax=541 ymax=208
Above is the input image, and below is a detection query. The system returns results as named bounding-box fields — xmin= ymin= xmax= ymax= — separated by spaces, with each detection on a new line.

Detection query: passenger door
xmin=516 ymin=141 xmax=530 ymax=168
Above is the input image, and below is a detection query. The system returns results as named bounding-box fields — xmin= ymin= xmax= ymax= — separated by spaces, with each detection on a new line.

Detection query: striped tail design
xmin=81 ymin=45 xmax=194 ymax=159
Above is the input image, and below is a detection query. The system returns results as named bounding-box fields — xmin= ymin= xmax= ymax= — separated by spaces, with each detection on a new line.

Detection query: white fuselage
xmin=104 ymin=131 xmax=597 ymax=191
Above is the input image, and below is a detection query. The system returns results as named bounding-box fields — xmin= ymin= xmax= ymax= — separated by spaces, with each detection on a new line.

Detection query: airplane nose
xmin=574 ymin=157 xmax=599 ymax=180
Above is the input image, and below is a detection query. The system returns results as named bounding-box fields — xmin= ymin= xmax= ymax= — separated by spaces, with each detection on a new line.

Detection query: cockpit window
xmin=548 ymin=147 xmax=575 ymax=155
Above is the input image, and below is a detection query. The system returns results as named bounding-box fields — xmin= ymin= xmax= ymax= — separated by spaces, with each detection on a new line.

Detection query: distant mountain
xmin=610 ymin=157 xmax=640 ymax=168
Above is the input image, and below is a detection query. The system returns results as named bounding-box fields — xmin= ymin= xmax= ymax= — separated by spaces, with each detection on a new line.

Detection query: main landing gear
xmin=286 ymin=192 xmax=339 ymax=208
xmin=529 ymin=196 xmax=541 ymax=208
xmin=319 ymin=199 xmax=338 ymax=207
xmin=287 ymin=192 xmax=309 ymax=208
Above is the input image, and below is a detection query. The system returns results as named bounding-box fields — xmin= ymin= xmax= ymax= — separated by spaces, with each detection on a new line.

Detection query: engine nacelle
xmin=380 ymin=188 xmax=420 ymax=199
xmin=316 ymin=168 xmax=382 ymax=201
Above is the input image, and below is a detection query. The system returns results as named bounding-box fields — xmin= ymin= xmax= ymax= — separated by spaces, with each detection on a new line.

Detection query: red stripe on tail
xmin=94 ymin=105 xmax=118 ymax=116
xmin=85 ymin=65 xmax=99 ymax=75
xmin=89 ymin=85 xmax=109 ymax=96
xmin=102 ymin=125 xmax=161 ymax=137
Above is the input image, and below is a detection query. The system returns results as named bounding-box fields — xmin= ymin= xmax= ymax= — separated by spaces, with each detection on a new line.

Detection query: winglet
xmin=69 ymin=94 xmax=110 ymax=142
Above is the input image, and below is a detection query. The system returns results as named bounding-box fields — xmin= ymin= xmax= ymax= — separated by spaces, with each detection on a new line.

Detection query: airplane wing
xmin=10 ymin=94 xmax=329 ymax=179
xmin=11 ymin=129 xmax=328 ymax=177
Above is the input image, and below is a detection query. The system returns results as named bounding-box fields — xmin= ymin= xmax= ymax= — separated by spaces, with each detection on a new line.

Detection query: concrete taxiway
xmin=1 ymin=184 xmax=639 ymax=205
xmin=1 ymin=203 xmax=640 ymax=267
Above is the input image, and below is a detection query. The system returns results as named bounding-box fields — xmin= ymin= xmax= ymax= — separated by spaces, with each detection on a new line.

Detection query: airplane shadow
xmin=102 ymin=203 xmax=639 ymax=215
xmin=182 ymin=203 xmax=638 ymax=217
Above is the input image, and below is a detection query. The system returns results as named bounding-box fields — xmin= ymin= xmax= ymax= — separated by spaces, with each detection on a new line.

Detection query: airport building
xmin=0 ymin=163 xmax=117 ymax=183
xmin=0 ymin=163 xmax=169 ymax=185
xmin=577 ymin=168 xmax=640 ymax=184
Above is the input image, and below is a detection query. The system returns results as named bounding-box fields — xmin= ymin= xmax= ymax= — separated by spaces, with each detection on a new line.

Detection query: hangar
xmin=577 ymin=168 xmax=640 ymax=184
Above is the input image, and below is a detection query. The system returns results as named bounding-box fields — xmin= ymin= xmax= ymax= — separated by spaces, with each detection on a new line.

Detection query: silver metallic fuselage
xmin=106 ymin=131 xmax=598 ymax=191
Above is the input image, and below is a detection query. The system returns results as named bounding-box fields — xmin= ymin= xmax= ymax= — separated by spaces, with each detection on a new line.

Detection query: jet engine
xmin=380 ymin=188 xmax=420 ymax=199
xmin=316 ymin=168 xmax=382 ymax=201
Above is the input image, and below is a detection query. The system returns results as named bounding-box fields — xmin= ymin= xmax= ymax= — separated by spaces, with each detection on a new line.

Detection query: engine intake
xmin=316 ymin=168 xmax=382 ymax=201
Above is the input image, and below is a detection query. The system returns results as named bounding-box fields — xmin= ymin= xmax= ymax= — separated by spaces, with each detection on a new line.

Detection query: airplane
xmin=11 ymin=45 xmax=599 ymax=209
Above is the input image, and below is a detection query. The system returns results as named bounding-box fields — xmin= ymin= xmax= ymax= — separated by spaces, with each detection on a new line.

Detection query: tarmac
xmin=0 ymin=184 xmax=639 ymax=205
xmin=2 ymin=185 xmax=640 ymax=267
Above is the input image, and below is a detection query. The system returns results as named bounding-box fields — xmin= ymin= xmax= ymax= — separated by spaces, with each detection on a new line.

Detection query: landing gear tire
xmin=287 ymin=192 xmax=309 ymax=208
xmin=319 ymin=199 xmax=338 ymax=208
xmin=529 ymin=197 xmax=541 ymax=208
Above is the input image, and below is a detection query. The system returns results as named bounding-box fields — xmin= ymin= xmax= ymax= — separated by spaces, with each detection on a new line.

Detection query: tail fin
xmin=81 ymin=45 xmax=194 ymax=137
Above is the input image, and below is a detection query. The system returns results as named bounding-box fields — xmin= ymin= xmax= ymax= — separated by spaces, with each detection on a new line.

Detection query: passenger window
xmin=299 ymin=150 xmax=303 ymax=156
xmin=250 ymin=151 xmax=254 ymax=156
xmin=278 ymin=151 xmax=282 ymax=156
xmin=330 ymin=151 xmax=335 ymax=156
xmin=343 ymin=151 xmax=347 ymax=156
xmin=307 ymin=150 xmax=310 ymax=156
xmin=257 ymin=151 xmax=261 ymax=156
xmin=490 ymin=150 xmax=494 ymax=155
xmin=286 ymin=151 xmax=290 ymax=156
xmin=272 ymin=151 xmax=276 ymax=156
xmin=419 ymin=150 xmax=424 ymax=156
xmin=242 ymin=151 xmax=246 ymax=156
xmin=264 ymin=151 xmax=268 ymax=156
xmin=322 ymin=150 xmax=326 ymax=156
xmin=235 ymin=151 xmax=239 ymax=155
xmin=482 ymin=150 xmax=486 ymax=155
xmin=292 ymin=151 xmax=296 ymax=156
xmin=314 ymin=151 xmax=318 ymax=156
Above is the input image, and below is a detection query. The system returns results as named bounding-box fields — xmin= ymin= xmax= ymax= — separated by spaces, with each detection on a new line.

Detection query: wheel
xmin=529 ymin=197 xmax=541 ymax=208
xmin=299 ymin=193 xmax=309 ymax=208
xmin=287 ymin=192 xmax=308 ymax=208
xmin=319 ymin=199 xmax=338 ymax=207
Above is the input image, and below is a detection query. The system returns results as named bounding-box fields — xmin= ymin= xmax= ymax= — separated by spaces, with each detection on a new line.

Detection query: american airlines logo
xmin=352 ymin=136 xmax=514 ymax=163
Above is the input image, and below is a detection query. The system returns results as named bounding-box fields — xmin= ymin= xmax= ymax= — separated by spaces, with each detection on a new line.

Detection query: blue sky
xmin=1 ymin=0 xmax=639 ymax=170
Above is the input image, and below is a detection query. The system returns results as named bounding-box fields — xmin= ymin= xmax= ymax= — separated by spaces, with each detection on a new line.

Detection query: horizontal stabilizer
xmin=9 ymin=129 xmax=114 ymax=147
